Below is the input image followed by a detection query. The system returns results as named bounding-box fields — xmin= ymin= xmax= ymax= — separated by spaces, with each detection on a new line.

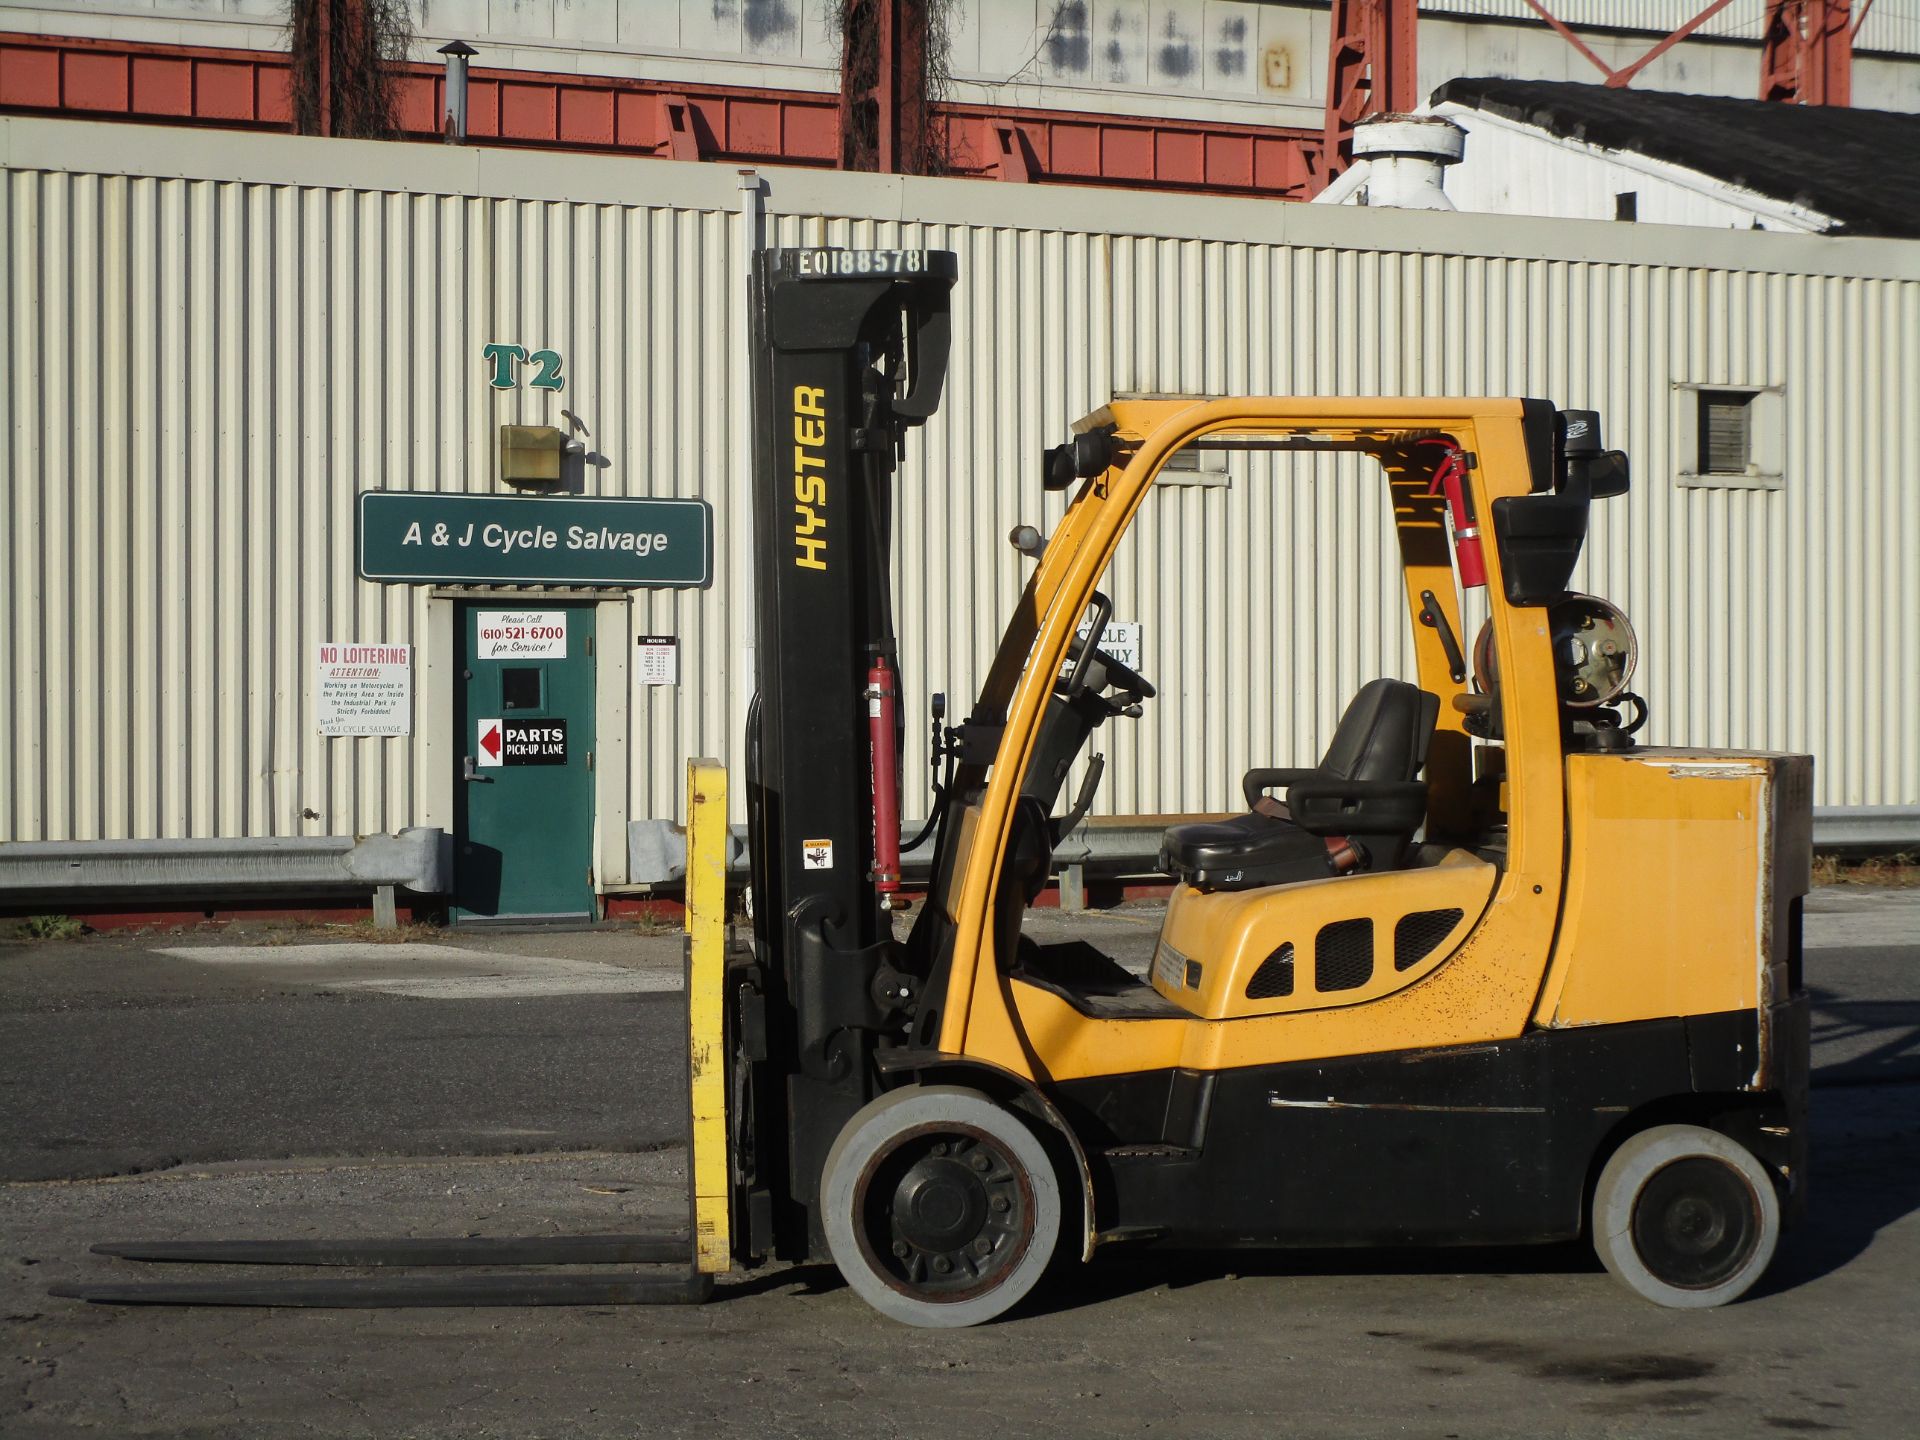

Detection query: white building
xmin=1 ymin=115 xmax=1914 ymax=919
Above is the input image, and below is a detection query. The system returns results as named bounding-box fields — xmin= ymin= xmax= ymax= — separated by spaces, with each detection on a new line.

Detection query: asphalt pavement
xmin=2 ymin=887 xmax=1916 ymax=1437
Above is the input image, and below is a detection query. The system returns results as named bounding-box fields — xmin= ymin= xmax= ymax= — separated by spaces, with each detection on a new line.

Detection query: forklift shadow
xmin=1016 ymin=1241 xmax=1605 ymax=1320
xmin=1758 ymin=984 xmax=1920 ymax=1296
xmin=1806 ymin=982 xmax=1920 ymax=1087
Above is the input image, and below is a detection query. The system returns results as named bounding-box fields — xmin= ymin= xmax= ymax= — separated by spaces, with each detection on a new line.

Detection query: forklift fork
xmin=50 ymin=761 xmax=735 ymax=1310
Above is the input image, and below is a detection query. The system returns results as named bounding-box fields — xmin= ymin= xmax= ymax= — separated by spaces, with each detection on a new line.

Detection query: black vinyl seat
xmin=1160 ymin=679 xmax=1441 ymax=892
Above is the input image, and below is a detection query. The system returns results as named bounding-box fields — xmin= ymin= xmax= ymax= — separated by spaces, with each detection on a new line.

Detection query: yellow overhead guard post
xmin=684 ymin=758 xmax=732 ymax=1280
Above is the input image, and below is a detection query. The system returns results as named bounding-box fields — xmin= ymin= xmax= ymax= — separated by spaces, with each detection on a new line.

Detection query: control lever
xmin=1051 ymin=753 xmax=1106 ymax=849
xmin=1418 ymin=590 xmax=1467 ymax=683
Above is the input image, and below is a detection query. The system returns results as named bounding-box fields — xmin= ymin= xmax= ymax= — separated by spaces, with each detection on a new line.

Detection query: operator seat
xmin=1160 ymin=678 xmax=1441 ymax=892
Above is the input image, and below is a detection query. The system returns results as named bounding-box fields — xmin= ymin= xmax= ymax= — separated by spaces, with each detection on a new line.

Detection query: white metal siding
xmin=1435 ymin=107 xmax=1835 ymax=230
xmin=2 ymin=118 xmax=1916 ymax=852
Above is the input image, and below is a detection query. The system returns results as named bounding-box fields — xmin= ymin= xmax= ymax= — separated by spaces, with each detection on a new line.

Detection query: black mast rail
xmin=739 ymin=247 xmax=957 ymax=1263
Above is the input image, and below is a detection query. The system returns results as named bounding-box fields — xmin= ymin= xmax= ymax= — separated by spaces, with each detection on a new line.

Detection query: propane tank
xmin=1550 ymin=593 xmax=1638 ymax=708
xmin=1473 ymin=594 xmax=1640 ymax=711
xmin=866 ymin=657 xmax=902 ymax=908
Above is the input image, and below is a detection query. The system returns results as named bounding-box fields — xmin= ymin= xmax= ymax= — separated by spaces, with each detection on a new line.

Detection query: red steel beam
xmin=839 ymin=0 xmax=930 ymax=172
xmin=940 ymin=102 xmax=1324 ymax=198
xmin=1761 ymin=0 xmax=1854 ymax=104
xmin=1322 ymin=0 xmax=1419 ymax=179
xmin=1517 ymin=0 xmax=1739 ymax=88
xmin=0 ymin=32 xmax=295 ymax=126
xmin=1606 ymin=0 xmax=1738 ymax=87
xmin=1517 ymin=0 xmax=1618 ymax=79
xmin=0 ymin=32 xmax=840 ymax=163
xmin=0 ymin=30 xmax=1324 ymax=199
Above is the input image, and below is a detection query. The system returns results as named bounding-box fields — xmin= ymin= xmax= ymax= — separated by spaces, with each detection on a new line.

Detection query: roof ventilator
xmin=1314 ymin=114 xmax=1466 ymax=211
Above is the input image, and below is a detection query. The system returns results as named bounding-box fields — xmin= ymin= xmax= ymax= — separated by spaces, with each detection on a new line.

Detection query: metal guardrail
xmin=626 ymin=816 xmax=1168 ymax=888
xmin=1813 ymin=806 xmax=1920 ymax=857
xmin=3 ymin=803 xmax=1908 ymax=928
xmin=0 ymin=829 xmax=452 ymax=928
xmin=629 ymin=805 xmax=1920 ymax=890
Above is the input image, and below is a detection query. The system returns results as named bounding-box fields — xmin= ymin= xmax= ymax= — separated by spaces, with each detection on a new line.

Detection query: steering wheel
xmin=1057 ymin=630 xmax=1157 ymax=709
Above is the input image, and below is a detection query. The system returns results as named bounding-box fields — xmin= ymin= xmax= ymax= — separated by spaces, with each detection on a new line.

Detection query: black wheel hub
xmin=1631 ymin=1157 xmax=1761 ymax=1289
xmin=855 ymin=1124 xmax=1033 ymax=1301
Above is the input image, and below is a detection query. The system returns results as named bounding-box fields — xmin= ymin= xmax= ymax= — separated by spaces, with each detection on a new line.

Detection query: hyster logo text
xmin=793 ymin=385 xmax=828 ymax=571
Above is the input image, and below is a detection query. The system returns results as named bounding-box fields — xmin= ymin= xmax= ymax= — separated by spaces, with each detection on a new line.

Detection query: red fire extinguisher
xmin=866 ymin=657 xmax=902 ymax=907
xmin=1420 ymin=440 xmax=1486 ymax=589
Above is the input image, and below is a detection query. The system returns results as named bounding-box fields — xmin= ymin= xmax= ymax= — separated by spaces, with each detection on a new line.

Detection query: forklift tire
xmin=822 ymin=1085 xmax=1061 ymax=1328
xmin=1591 ymin=1123 xmax=1781 ymax=1309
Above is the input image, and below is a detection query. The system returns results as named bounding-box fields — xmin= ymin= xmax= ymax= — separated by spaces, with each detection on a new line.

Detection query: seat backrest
xmin=1316 ymin=678 xmax=1440 ymax=784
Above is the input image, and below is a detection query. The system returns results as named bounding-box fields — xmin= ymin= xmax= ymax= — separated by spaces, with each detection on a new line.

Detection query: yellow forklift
xmin=60 ymin=248 xmax=1809 ymax=1326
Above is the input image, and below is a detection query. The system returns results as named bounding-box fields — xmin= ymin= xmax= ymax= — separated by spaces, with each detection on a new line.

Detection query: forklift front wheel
xmin=1591 ymin=1123 xmax=1782 ymax=1309
xmin=822 ymin=1085 xmax=1062 ymax=1328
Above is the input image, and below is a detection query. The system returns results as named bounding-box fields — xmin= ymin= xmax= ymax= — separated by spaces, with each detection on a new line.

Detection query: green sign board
xmin=357 ymin=492 xmax=712 ymax=587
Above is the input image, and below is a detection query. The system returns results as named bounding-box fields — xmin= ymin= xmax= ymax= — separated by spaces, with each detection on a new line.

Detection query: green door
xmin=455 ymin=603 xmax=597 ymax=921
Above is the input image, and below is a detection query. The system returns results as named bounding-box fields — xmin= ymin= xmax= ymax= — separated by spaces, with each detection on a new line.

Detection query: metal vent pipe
xmin=438 ymin=40 xmax=476 ymax=143
xmin=1351 ymin=114 xmax=1466 ymax=210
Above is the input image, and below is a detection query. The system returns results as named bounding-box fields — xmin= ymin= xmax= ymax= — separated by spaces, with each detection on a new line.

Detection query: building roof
xmin=1432 ymin=77 xmax=1920 ymax=238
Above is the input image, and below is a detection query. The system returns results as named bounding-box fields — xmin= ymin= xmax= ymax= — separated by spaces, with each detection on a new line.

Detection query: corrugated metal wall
xmin=2 ymin=118 xmax=1916 ymax=852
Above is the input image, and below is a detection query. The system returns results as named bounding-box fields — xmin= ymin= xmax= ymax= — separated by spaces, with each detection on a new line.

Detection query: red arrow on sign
xmin=480 ymin=721 xmax=502 ymax=760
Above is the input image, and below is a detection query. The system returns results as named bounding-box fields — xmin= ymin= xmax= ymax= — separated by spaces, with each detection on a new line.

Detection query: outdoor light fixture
xmin=499 ymin=424 xmax=566 ymax=486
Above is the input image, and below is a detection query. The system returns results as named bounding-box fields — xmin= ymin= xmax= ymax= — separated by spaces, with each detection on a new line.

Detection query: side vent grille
xmin=1394 ymin=908 xmax=1465 ymax=972
xmin=1246 ymin=943 xmax=1295 ymax=999
xmin=1315 ymin=919 xmax=1374 ymax=992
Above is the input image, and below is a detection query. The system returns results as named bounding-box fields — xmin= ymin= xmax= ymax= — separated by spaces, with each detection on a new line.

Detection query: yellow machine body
xmin=891 ymin=397 xmax=1808 ymax=1258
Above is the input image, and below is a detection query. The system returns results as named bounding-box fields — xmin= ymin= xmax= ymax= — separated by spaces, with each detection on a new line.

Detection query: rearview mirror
xmin=1581 ymin=450 xmax=1631 ymax=498
xmin=1557 ymin=409 xmax=1629 ymax=499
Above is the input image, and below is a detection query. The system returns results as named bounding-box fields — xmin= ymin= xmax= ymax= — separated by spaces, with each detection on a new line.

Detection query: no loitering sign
xmin=316 ymin=643 xmax=412 ymax=736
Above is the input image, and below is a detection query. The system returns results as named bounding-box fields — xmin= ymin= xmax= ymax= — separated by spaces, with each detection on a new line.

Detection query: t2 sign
xmin=484 ymin=343 xmax=564 ymax=392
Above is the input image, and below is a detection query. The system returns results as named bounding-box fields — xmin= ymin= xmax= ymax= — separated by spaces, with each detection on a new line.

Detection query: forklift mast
xmin=741 ymin=247 xmax=957 ymax=1262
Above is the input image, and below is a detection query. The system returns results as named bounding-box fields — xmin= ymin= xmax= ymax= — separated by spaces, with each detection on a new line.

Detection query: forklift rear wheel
xmin=1591 ymin=1123 xmax=1781 ymax=1308
xmin=823 ymin=1085 xmax=1061 ymax=1328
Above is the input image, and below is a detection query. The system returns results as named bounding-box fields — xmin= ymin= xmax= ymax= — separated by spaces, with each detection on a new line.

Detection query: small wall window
xmin=1675 ymin=384 xmax=1783 ymax=490
xmin=1160 ymin=446 xmax=1231 ymax=488
xmin=1699 ymin=390 xmax=1752 ymax=474
xmin=501 ymin=667 xmax=543 ymax=711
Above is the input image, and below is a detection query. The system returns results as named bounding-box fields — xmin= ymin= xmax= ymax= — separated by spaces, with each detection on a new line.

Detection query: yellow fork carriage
xmin=57 ymin=248 xmax=1809 ymax=1324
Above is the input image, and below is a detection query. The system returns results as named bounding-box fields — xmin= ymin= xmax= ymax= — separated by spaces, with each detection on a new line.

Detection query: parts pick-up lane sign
xmin=500 ymin=720 xmax=567 ymax=765
xmin=474 ymin=717 xmax=570 ymax=767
